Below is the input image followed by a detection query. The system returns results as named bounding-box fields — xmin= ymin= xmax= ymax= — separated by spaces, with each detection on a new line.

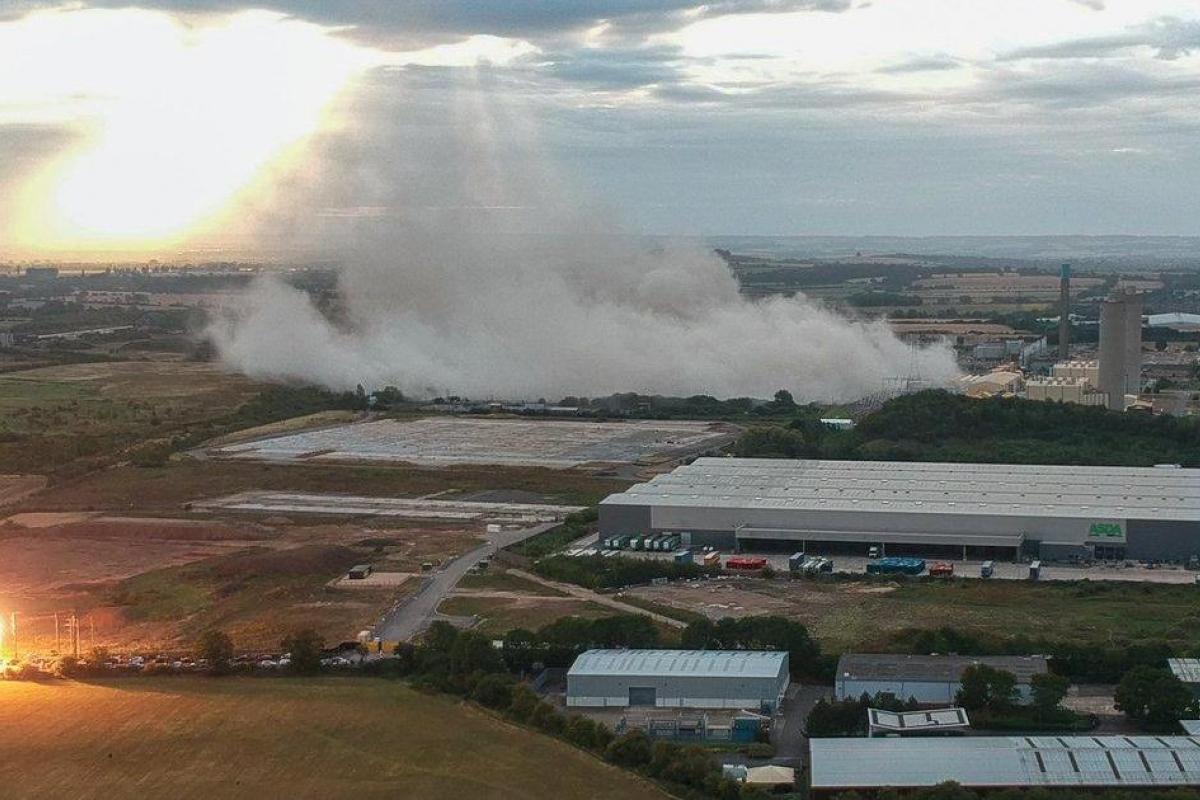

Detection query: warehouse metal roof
xmin=568 ymin=649 xmax=787 ymax=679
xmin=601 ymin=458 xmax=1200 ymax=522
xmin=838 ymin=654 xmax=1049 ymax=683
xmin=810 ymin=736 xmax=1200 ymax=790
xmin=868 ymin=707 xmax=970 ymax=733
xmin=1184 ymin=722 xmax=1200 ymax=736
xmin=1169 ymin=658 xmax=1200 ymax=684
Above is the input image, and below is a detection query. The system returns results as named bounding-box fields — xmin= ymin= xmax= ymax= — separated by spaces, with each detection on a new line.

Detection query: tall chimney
xmin=1057 ymin=263 xmax=1071 ymax=361
xmin=1097 ymin=287 xmax=1142 ymax=411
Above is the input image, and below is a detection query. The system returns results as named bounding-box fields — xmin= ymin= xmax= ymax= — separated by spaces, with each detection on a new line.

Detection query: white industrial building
xmin=598 ymin=457 xmax=1200 ymax=562
xmin=835 ymin=654 xmax=1049 ymax=705
xmin=566 ymin=649 xmax=789 ymax=712
xmin=810 ymin=736 xmax=1200 ymax=794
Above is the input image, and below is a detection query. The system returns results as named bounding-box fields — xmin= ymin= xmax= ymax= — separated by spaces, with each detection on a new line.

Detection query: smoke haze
xmin=207 ymin=70 xmax=960 ymax=402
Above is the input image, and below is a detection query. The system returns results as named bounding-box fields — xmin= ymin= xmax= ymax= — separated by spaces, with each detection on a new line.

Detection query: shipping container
xmin=726 ymin=556 xmax=768 ymax=571
xmin=866 ymin=557 xmax=926 ymax=576
xmin=674 ymin=550 xmax=693 ymax=565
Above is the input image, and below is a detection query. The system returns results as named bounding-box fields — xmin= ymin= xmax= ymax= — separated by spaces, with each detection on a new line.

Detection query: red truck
xmin=929 ymin=562 xmax=955 ymax=577
xmin=726 ymin=556 xmax=769 ymax=571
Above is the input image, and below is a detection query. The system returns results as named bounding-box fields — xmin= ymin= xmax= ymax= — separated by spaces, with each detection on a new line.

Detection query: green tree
xmin=196 ymin=629 xmax=234 ymax=675
xmin=508 ymin=683 xmax=540 ymax=722
xmin=955 ymin=665 xmax=1017 ymax=712
xmin=470 ymin=673 xmax=515 ymax=709
xmin=1115 ymin=666 xmax=1198 ymax=730
xmin=449 ymin=631 xmax=504 ymax=678
xmin=1029 ymin=672 xmax=1070 ymax=719
xmin=604 ymin=729 xmax=653 ymax=768
xmin=281 ymin=628 xmax=324 ymax=675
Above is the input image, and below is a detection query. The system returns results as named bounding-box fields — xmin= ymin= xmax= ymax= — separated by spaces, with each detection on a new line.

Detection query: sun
xmin=3 ymin=8 xmax=383 ymax=253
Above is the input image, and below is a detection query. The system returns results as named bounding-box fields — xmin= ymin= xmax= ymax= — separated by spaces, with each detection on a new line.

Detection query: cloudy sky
xmin=2 ymin=0 xmax=1200 ymax=255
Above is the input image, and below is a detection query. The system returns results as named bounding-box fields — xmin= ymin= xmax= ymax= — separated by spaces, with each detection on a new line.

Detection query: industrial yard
xmin=214 ymin=417 xmax=736 ymax=469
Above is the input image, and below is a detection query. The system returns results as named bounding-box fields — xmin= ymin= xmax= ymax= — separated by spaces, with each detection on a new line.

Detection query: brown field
xmin=0 ymin=513 xmax=482 ymax=652
xmin=19 ymin=459 xmax=631 ymax=513
xmin=0 ymin=678 xmax=666 ymax=800
xmin=0 ymin=474 xmax=47 ymax=506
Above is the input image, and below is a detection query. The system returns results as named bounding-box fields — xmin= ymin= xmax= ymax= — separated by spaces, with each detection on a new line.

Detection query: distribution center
xmin=598 ymin=457 xmax=1200 ymax=561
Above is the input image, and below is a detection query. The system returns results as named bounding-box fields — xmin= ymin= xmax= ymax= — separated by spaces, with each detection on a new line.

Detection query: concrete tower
xmin=1057 ymin=263 xmax=1071 ymax=360
xmin=1097 ymin=288 xmax=1143 ymax=411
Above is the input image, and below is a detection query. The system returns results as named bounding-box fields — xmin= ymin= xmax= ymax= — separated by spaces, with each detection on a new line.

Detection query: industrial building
xmin=1169 ymin=658 xmax=1200 ymax=698
xmin=566 ymin=649 xmax=789 ymax=712
xmin=867 ymin=707 xmax=970 ymax=737
xmin=1098 ymin=287 xmax=1144 ymax=410
xmin=809 ymin=736 xmax=1200 ymax=794
xmin=598 ymin=457 xmax=1200 ymax=562
xmin=835 ymin=654 xmax=1048 ymax=705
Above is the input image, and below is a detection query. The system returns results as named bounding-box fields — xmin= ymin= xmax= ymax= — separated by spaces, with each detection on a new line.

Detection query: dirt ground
xmin=0 ymin=512 xmax=484 ymax=654
xmin=0 ymin=475 xmax=47 ymax=507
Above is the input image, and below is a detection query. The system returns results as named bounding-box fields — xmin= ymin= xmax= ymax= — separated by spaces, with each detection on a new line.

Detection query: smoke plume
xmin=207 ymin=71 xmax=959 ymax=402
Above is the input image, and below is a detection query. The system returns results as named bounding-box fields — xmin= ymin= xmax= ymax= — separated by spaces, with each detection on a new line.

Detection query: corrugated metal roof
xmin=568 ymin=649 xmax=787 ymax=679
xmin=1169 ymin=658 xmax=1200 ymax=684
xmin=601 ymin=457 xmax=1200 ymax=522
xmin=1183 ymin=721 xmax=1200 ymax=736
xmin=838 ymin=653 xmax=1049 ymax=683
xmin=811 ymin=736 xmax=1200 ymax=790
xmin=868 ymin=707 xmax=970 ymax=731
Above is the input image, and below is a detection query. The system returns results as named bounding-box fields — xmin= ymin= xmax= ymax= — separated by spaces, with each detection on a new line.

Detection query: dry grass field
xmin=0 ymin=678 xmax=667 ymax=800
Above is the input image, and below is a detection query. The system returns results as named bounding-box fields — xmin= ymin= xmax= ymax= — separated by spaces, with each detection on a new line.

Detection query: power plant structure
xmin=1097 ymin=287 xmax=1143 ymax=410
xmin=1057 ymin=263 xmax=1071 ymax=360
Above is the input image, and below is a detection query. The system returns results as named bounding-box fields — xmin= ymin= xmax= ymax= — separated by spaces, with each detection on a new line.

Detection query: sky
xmin=2 ymin=0 xmax=1200 ymax=255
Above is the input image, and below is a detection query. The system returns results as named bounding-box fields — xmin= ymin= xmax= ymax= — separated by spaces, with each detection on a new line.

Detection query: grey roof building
xmin=810 ymin=736 xmax=1200 ymax=793
xmin=836 ymin=653 xmax=1049 ymax=705
xmin=599 ymin=457 xmax=1200 ymax=561
xmin=567 ymin=649 xmax=789 ymax=712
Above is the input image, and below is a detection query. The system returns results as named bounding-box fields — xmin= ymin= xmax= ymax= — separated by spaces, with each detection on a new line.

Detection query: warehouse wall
xmin=1126 ymin=520 xmax=1200 ymax=561
xmin=598 ymin=504 xmax=652 ymax=537
xmin=836 ymin=679 xmax=1035 ymax=705
xmin=567 ymin=672 xmax=789 ymax=711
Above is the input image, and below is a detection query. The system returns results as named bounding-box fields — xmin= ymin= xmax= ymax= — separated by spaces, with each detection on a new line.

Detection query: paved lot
xmin=215 ymin=417 xmax=734 ymax=469
xmin=608 ymin=546 xmax=1200 ymax=584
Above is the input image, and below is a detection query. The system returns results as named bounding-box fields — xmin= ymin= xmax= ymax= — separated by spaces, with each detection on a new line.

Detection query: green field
xmin=457 ymin=571 xmax=569 ymax=597
xmin=439 ymin=595 xmax=618 ymax=634
xmin=749 ymin=577 xmax=1200 ymax=652
xmin=0 ymin=678 xmax=666 ymax=800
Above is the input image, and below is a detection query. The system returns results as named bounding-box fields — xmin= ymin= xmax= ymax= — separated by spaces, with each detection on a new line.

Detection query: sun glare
xmin=3 ymin=8 xmax=382 ymax=252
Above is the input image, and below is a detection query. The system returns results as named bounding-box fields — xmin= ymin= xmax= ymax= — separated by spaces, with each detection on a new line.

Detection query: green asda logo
xmin=1089 ymin=523 xmax=1123 ymax=538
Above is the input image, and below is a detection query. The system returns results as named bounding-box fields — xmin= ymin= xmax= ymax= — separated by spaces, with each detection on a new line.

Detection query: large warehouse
xmin=566 ymin=649 xmax=789 ymax=712
xmin=599 ymin=457 xmax=1200 ymax=561
xmin=835 ymin=654 xmax=1048 ymax=705
xmin=810 ymin=736 xmax=1200 ymax=794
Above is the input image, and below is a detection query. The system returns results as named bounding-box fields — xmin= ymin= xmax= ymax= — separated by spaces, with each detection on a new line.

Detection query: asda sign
xmin=1088 ymin=522 xmax=1124 ymax=539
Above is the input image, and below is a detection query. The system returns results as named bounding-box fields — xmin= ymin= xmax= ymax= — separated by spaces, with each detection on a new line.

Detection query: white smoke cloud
xmin=208 ymin=218 xmax=959 ymax=401
xmin=206 ymin=70 xmax=960 ymax=402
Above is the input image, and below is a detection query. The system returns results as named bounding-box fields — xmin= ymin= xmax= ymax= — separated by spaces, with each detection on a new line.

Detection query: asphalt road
xmin=375 ymin=522 xmax=557 ymax=642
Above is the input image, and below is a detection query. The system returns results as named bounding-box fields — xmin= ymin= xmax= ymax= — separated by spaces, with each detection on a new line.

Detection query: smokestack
xmin=1097 ymin=287 xmax=1143 ymax=411
xmin=1057 ymin=263 xmax=1071 ymax=360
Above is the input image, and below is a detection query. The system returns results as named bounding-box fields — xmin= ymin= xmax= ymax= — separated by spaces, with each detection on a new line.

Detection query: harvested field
xmin=216 ymin=416 xmax=735 ymax=468
xmin=0 ymin=678 xmax=666 ymax=800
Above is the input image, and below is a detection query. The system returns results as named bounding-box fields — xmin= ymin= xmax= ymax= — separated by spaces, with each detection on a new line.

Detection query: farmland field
xmin=0 ymin=678 xmax=666 ymax=800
